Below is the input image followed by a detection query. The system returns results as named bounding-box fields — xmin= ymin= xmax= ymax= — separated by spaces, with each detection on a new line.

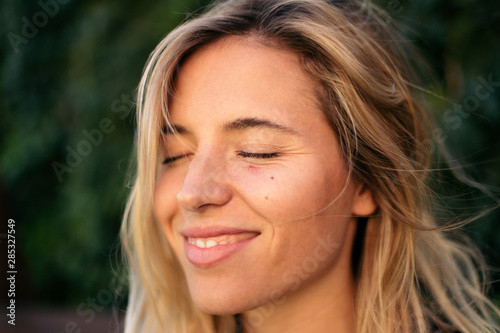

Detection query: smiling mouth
xmin=183 ymin=231 xmax=260 ymax=267
xmin=187 ymin=232 xmax=259 ymax=248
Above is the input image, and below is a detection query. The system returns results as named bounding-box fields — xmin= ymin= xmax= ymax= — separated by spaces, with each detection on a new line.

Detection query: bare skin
xmin=153 ymin=36 xmax=377 ymax=333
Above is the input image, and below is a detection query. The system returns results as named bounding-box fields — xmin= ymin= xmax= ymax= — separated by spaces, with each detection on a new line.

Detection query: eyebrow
xmin=223 ymin=117 xmax=300 ymax=135
xmin=163 ymin=117 xmax=300 ymax=136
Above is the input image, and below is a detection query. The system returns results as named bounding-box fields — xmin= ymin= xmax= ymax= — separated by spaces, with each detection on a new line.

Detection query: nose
xmin=176 ymin=151 xmax=232 ymax=212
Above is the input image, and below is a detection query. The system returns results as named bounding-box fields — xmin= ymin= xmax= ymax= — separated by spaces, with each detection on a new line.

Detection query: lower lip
xmin=184 ymin=235 xmax=258 ymax=267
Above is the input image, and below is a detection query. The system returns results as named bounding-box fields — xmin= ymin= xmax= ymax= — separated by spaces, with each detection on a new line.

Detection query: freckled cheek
xmin=233 ymin=165 xmax=291 ymax=208
xmin=240 ymin=165 xmax=340 ymax=219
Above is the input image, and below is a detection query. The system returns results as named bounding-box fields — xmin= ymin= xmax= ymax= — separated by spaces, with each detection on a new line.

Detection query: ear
xmin=351 ymin=184 xmax=378 ymax=216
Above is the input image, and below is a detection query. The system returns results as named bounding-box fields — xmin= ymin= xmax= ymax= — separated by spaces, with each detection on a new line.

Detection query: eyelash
xmin=237 ymin=151 xmax=280 ymax=159
xmin=162 ymin=151 xmax=279 ymax=164
xmin=162 ymin=156 xmax=184 ymax=164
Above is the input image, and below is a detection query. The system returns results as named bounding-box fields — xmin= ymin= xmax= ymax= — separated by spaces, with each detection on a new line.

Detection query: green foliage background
xmin=1 ymin=0 xmax=499 ymax=310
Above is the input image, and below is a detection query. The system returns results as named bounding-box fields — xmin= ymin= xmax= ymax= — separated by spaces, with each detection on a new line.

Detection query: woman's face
xmin=153 ymin=37 xmax=376 ymax=315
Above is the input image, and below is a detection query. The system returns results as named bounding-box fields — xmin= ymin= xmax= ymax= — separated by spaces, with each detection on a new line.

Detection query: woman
xmin=120 ymin=0 xmax=500 ymax=332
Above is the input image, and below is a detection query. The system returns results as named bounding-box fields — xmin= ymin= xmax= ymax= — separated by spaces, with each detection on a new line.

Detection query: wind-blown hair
xmin=120 ymin=0 xmax=500 ymax=332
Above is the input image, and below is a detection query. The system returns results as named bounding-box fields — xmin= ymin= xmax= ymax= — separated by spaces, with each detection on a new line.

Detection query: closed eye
xmin=162 ymin=155 xmax=185 ymax=164
xmin=237 ymin=151 xmax=280 ymax=159
xmin=163 ymin=152 xmax=279 ymax=164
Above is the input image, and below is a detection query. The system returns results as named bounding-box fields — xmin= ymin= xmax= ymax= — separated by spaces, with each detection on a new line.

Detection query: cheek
xmin=240 ymin=165 xmax=279 ymax=202
xmin=234 ymin=160 xmax=353 ymax=260
xmin=153 ymin=171 xmax=184 ymax=241
xmin=236 ymin=161 xmax=348 ymax=220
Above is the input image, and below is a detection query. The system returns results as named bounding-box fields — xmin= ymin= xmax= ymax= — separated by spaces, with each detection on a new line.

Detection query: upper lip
xmin=181 ymin=226 xmax=261 ymax=238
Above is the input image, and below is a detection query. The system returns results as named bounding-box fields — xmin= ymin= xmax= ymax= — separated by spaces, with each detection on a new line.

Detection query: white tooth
xmin=206 ymin=240 xmax=217 ymax=248
xmin=188 ymin=238 xmax=195 ymax=245
xmin=196 ymin=239 xmax=206 ymax=248
xmin=218 ymin=241 xmax=228 ymax=245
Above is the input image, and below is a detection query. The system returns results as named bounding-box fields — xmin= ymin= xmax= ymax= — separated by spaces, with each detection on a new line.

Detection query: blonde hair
xmin=120 ymin=0 xmax=500 ymax=332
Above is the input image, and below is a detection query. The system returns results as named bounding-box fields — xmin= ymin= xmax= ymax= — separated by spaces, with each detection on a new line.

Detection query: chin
xmin=191 ymin=290 xmax=257 ymax=315
xmin=195 ymin=301 xmax=246 ymax=316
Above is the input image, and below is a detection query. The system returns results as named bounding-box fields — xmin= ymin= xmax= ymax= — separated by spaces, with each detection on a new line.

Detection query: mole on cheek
xmin=271 ymin=176 xmax=274 ymax=180
xmin=265 ymin=196 xmax=268 ymax=200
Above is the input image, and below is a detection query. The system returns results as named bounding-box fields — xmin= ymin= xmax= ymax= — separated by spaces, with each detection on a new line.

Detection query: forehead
xmin=167 ymin=36 xmax=324 ymax=132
